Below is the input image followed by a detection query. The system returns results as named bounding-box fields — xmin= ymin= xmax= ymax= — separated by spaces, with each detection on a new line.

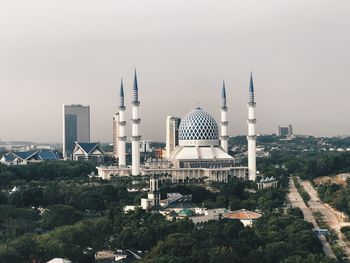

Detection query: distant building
xmin=224 ymin=209 xmax=262 ymax=227
xmin=257 ymin=176 xmax=278 ymax=190
xmin=140 ymin=140 xmax=151 ymax=153
xmin=141 ymin=176 xmax=161 ymax=210
xmin=165 ymin=116 xmax=181 ymax=158
xmin=72 ymin=142 xmax=104 ymax=164
xmin=0 ymin=150 xmax=61 ymax=165
xmin=112 ymin=113 xmax=119 ymax=159
xmin=278 ymin=125 xmax=293 ymax=137
xmin=63 ymin=104 xmax=90 ymax=159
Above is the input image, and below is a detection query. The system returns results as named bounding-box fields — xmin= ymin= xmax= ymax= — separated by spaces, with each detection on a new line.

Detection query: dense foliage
xmin=142 ymin=210 xmax=331 ymax=263
xmin=317 ymin=180 xmax=350 ymax=216
xmin=0 ymin=161 xmax=96 ymax=185
xmin=0 ymin=161 xmax=337 ymax=263
xmin=160 ymin=180 xmax=286 ymax=212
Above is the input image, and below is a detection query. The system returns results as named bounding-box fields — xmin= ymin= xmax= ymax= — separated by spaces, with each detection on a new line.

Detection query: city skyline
xmin=1 ymin=0 xmax=350 ymax=142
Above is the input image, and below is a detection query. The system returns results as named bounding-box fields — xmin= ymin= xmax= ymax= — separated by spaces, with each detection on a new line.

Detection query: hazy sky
xmin=1 ymin=0 xmax=350 ymax=143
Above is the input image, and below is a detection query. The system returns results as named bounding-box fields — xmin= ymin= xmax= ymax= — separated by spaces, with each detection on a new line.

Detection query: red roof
xmin=224 ymin=209 xmax=262 ymax=220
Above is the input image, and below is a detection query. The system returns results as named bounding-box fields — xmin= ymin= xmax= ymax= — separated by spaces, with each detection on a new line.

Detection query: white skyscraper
xmin=131 ymin=71 xmax=141 ymax=176
xmin=247 ymin=73 xmax=257 ymax=181
xmin=118 ymin=79 xmax=127 ymax=166
xmin=220 ymin=81 xmax=229 ymax=153
xmin=63 ymin=104 xmax=90 ymax=159
xmin=166 ymin=116 xmax=181 ymax=158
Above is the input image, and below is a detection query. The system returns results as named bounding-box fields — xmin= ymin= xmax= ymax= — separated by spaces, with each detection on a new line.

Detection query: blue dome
xmin=179 ymin=108 xmax=219 ymax=141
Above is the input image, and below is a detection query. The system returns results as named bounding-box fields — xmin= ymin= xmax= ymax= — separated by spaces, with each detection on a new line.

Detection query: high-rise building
xmin=63 ymin=104 xmax=90 ymax=159
xmin=278 ymin=125 xmax=293 ymax=137
xmin=166 ymin=116 xmax=181 ymax=158
xmin=112 ymin=113 xmax=119 ymax=159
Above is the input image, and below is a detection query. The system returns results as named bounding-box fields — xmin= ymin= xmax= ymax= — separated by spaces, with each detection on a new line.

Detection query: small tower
xmin=118 ymin=79 xmax=126 ymax=166
xmin=149 ymin=176 xmax=160 ymax=207
xmin=247 ymin=73 xmax=257 ymax=181
xmin=220 ymin=80 xmax=229 ymax=153
xmin=131 ymin=70 xmax=141 ymax=176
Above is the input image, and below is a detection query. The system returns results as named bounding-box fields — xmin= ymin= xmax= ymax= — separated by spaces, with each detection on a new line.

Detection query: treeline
xmin=0 ymin=161 xmax=96 ymax=185
xmin=257 ymin=151 xmax=350 ymax=180
xmin=0 ymin=208 xmax=335 ymax=263
xmin=0 ymin=181 xmax=138 ymax=244
xmin=161 ymin=180 xmax=286 ymax=212
xmin=0 ymin=217 xmax=111 ymax=263
xmin=142 ymin=210 xmax=333 ymax=263
xmin=318 ymin=181 xmax=350 ymax=215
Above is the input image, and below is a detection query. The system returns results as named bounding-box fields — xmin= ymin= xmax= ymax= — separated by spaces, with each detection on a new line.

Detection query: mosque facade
xmin=97 ymin=72 xmax=257 ymax=182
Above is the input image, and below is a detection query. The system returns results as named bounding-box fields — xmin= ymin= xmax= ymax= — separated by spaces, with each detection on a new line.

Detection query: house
xmin=224 ymin=209 xmax=262 ymax=227
xmin=72 ymin=142 xmax=104 ymax=164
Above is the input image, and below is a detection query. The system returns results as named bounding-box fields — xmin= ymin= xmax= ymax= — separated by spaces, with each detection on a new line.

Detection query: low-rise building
xmin=257 ymin=176 xmax=278 ymax=190
xmin=224 ymin=209 xmax=262 ymax=227
xmin=72 ymin=142 xmax=104 ymax=164
xmin=0 ymin=150 xmax=61 ymax=165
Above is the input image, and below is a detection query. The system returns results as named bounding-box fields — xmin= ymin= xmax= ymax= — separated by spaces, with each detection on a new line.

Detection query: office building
xmin=63 ymin=104 xmax=90 ymax=159
xmin=166 ymin=116 xmax=181 ymax=158
xmin=278 ymin=125 xmax=293 ymax=137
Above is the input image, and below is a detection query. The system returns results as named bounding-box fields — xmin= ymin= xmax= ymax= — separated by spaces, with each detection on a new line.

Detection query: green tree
xmin=41 ymin=204 xmax=81 ymax=229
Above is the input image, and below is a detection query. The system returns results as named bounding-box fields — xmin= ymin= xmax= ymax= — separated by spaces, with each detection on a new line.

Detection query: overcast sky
xmin=0 ymin=0 xmax=350 ymax=143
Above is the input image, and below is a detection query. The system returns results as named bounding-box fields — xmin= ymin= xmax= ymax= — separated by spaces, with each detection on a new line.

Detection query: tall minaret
xmin=131 ymin=70 xmax=141 ymax=176
xmin=220 ymin=80 xmax=229 ymax=153
xmin=247 ymin=73 xmax=257 ymax=181
xmin=118 ymin=79 xmax=126 ymax=166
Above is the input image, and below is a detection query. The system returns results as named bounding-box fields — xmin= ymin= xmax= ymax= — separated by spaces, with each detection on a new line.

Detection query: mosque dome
xmin=178 ymin=108 xmax=220 ymax=147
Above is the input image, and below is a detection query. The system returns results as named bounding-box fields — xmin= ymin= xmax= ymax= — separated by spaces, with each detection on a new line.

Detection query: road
xmin=301 ymin=179 xmax=350 ymax=258
xmin=287 ymin=177 xmax=336 ymax=259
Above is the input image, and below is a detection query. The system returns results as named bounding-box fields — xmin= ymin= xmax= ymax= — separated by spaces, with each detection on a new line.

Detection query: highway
xmin=300 ymin=179 xmax=350 ymax=259
xmin=287 ymin=177 xmax=336 ymax=259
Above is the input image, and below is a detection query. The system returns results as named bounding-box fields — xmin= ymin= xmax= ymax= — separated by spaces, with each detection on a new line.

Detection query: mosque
xmin=97 ymin=71 xmax=257 ymax=182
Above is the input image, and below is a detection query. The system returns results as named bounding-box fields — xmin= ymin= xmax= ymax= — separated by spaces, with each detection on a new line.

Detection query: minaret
xmin=118 ymin=79 xmax=126 ymax=166
xmin=131 ymin=70 xmax=141 ymax=176
xmin=220 ymin=80 xmax=229 ymax=153
xmin=247 ymin=73 xmax=257 ymax=181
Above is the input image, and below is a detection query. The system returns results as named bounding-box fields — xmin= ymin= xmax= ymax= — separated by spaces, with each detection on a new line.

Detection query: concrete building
xmin=247 ymin=73 xmax=257 ymax=181
xmin=166 ymin=116 xmax=181 ymax=158
xmin=141 ymin=176 xmax=161 ymax=210
xmin=278 ymin=125 xmax=293 ymax=137
xmin=63 ymin=104 xmax=90 ymax=159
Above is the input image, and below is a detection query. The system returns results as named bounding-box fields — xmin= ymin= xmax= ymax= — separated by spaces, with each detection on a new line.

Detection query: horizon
xmin=1 ymin=0 xmax=350 ymax=142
